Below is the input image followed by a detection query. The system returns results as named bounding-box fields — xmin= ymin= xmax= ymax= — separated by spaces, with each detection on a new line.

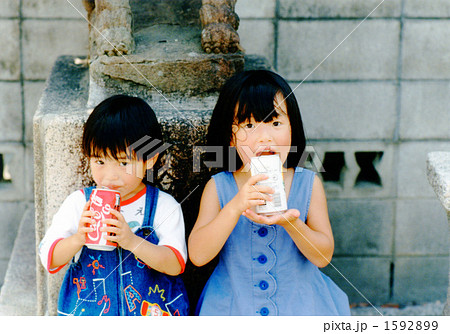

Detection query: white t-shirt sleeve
xmin=153 ymin=191 xmax=187 ymax=264
xmin=38 ymin=190 xmax=86 ymax=273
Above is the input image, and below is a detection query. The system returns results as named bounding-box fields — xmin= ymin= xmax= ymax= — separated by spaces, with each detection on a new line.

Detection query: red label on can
xmin=86 ymin=188 xmax=121 ymax=251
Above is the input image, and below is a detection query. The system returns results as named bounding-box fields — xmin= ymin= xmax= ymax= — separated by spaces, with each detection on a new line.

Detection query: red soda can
xmin=86 ymin=188 xmax=121 ymax=251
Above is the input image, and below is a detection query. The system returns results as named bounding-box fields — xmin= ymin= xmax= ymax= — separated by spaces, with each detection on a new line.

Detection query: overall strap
xmin=83 ymin=186 xmax=96 ymax=201
xmin=141 ymin=184 xmax=159 ymax=228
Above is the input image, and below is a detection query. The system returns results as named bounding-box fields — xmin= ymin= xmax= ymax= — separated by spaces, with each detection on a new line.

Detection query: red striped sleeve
xmin=163 ymin=245 xmax=186 ymax=274
xmin=47 ymin=238 xmax=66 ymax=274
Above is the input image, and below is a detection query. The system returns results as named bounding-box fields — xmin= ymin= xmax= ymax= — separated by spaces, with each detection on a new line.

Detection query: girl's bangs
xmin=87 ymin=135 xmax=131 ymax=160
xmin=85 ymin=116 xmax=139 ymax=161
xmin=234 ymin=85 xmax=281 ymax=124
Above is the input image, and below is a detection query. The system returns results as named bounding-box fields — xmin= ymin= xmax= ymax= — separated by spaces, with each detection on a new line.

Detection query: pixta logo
xmin=126 ymin=135 xmax=172 ymax=182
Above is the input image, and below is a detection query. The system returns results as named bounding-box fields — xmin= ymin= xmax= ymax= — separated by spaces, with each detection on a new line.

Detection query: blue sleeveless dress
xmin=196 ymin=168 xmax=350 ymax=316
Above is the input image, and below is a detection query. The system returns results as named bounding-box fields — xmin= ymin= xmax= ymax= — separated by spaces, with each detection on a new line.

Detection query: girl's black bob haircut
xmin=206 ymin=69 xmax=306 ymax=170
xmin=82 ymin=95 xmax=163 ymax=162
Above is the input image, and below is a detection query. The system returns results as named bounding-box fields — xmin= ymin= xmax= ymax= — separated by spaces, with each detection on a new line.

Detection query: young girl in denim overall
xmin=39 ymin=95 xmax=189 ymax=316
xmin=189 ymin=70 xmax=350 ymax=316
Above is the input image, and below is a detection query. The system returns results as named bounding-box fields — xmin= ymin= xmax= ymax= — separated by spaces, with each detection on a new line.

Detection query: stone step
xmin=0 ymin=208 xmax=36 ymax=316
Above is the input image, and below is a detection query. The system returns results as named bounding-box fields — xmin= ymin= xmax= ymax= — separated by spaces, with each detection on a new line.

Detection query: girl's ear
xmin=145 ymin=153 xmax=159 ymax=169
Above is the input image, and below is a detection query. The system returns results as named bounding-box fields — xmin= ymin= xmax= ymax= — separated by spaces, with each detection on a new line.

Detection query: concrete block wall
xmin=237 ymin=0 xmax=450 ymax=305
xmin=0 ymin=0 xmax=88 ymax=288
xmin=1 ymin=0 xmax=449 ymax=307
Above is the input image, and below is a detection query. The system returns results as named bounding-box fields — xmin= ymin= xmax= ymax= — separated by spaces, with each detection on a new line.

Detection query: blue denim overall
xmin=196 ymin=168 xmax=350 ymax=316
xmin=57 ymin=185 xmax=189 ymax=316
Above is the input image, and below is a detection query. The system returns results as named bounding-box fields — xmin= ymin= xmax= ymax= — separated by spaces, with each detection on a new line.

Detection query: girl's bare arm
xmin=50 ymin=201 xmax=92 ymax=268
xmin=188 ymin=174 xmax=273 ymax=266
xmin=188 ymin=178 xmax=239 ymax=266
xmin=123 ymin=236 xmax=183 ymax=276
xmin=102 ymin=209 xmax=183 ymax=276
xmin=281 ymin=177 xmax=334 ymax=267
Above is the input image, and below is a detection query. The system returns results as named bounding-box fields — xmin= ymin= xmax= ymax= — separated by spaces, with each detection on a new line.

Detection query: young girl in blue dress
xmin=188 ymin=70 xmax=350 ymax=316
xmin=39 ymin=95 xmax=189 ymax=316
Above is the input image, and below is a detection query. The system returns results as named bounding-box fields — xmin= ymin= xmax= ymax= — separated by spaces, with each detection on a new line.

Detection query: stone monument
xmin=34 ymin=0 xmax=270 ymax=315
xmin=82 ymin=0 xmax=244 ymax=107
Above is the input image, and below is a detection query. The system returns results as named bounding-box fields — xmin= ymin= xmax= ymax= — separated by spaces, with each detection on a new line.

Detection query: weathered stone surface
xmin=321 ymin=257 xmax=391 ymax=305
xmin=296 ymin=82 xmax=397 ymax=140
xmin=239 ymin=19 xmax=275 ymax=66
xmin=23 ymin=0 xmax=86 ymax=18
xmin=427 ymin=152 xmax=450 ymax=212
xmin=24 ymin=81 xmax=46 ymax=143
xmin=393 ymin=256 xmax=449 ymax=304
xmin=0 ymin=0 xmax=19 ymax=17
xmin=0 ymin=142 xmax=26 ymax=201
xmin=279 ymin=0 xmax=402 ymax=18
xmin=0 ymin=82 xmax=22 ymax=141
xmin=85 ymin=0 xmax=244 ymax=105
xmin=402 ymin=20 xmax=450 ymax=79
xmin=129 ymin=0 xmax=202 ymax=28
xmin=400 ymin=82 xmax=450 ymax=140
xmin=277 ymin=20 xmax=399 ymax=81
xmin=328 ymin=199 xmax=394 ymax=256
xmin=22 ymin=19 xmax=88 ymax=80
xmin=84 ymin=0 xmax=134 ymax=57
xmin=236 ymin=0 xmax=275 ymax=18
xmin=0 ymin=19 xmax=20 ymax=80
xmin=395 ymin=199 xmax=449 ymax=256
xmin=426 ymin=151 xmax=450 ymax=315
xmin=404 ymin=0 xmax=450 ymax=18
xmin=88 ymin=24 xmax=244 ymax=107
xmin=398 ymin=143 xmax=450 ymax=199
xmin=200 ymin=0 xmax=240 ymax=54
